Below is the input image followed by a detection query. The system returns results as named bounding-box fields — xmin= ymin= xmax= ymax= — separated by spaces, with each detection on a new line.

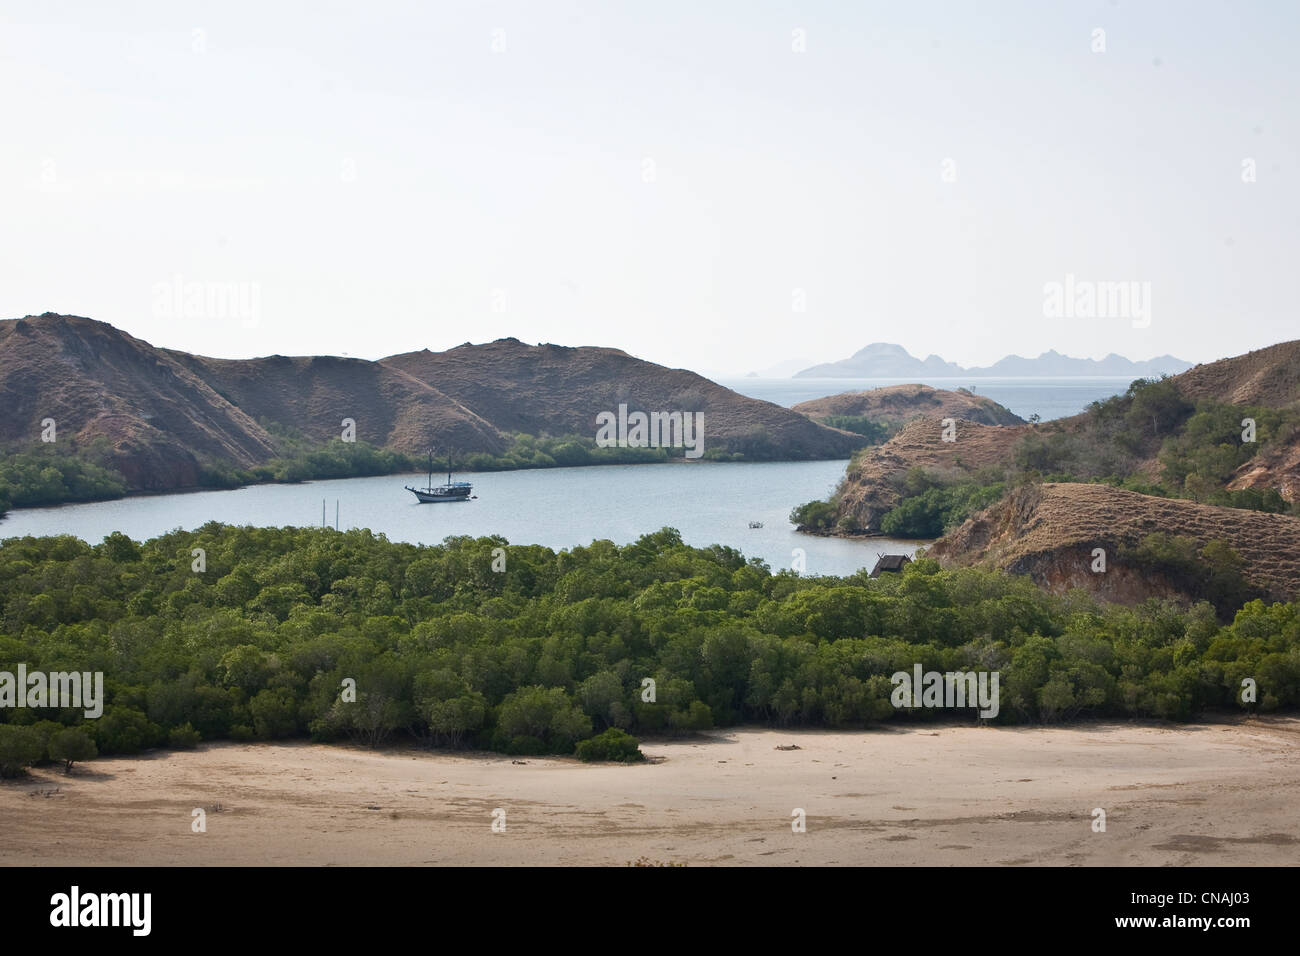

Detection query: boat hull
xmin=406 ymin=486 xmax=472 ymax=503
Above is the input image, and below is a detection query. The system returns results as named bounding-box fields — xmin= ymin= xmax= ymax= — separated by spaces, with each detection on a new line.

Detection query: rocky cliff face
xmin=1230 ymin=439 xmax=1300 ymax=503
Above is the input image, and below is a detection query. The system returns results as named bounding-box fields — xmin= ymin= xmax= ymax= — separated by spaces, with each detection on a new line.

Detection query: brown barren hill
xmin=793 ymin=384 xmax=1025 ymax=427
xmin=0 ymin=314 xmax=277 ymax=489
xmin=826 ymin=417 xmax=1029 ymax=531
xmin=1173 ymin=339 xmax=1300 ymax=409
xmin=382 ymin=338 xmax=860 ymax=459
xmin=1 ymin=315 xmax=858 ymax=496
xmin=931 ymin=482 xmax=1300 ymax=604
xmin=169 ymin=352 xmax=506 ymax=456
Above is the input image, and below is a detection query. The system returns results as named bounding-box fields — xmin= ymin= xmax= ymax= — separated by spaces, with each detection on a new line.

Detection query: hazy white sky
xmin=2 ymin=1 xmax=1296 ymax=374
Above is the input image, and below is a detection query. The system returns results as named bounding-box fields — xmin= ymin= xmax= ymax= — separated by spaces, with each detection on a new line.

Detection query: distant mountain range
xmin=794 ymin=343 xmax=1193 ymax=378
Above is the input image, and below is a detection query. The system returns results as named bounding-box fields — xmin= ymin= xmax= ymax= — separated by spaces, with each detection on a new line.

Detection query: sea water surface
xmin=2 ymin=379 xmax=1128 ymax=574
xmin=721 ymin=376 xmax=1134 ymax=420
xmin=0 ymin=460 xmax=922 ymax=578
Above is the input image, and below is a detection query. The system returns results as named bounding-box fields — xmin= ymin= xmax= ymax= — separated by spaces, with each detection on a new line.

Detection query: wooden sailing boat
xmin=405 ymin=449 xmax=473 ymax=503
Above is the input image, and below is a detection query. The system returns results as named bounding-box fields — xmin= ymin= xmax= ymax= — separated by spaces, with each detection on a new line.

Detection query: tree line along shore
xmin=1 ymin=524 xmax=1296 ymax=777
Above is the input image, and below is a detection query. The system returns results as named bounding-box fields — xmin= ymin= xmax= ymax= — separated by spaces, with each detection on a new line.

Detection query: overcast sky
xmin=2 ymin=1 xmax=1296 ymax=375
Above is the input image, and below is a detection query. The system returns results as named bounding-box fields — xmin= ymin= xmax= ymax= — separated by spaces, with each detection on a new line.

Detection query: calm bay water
xmin=0 ymin=461 xmax=924 ymax=579
xmin=721 ymin=376 xmax=1133 ymax=421
xmin=2 ymin=379 xmax=1125 ymax=575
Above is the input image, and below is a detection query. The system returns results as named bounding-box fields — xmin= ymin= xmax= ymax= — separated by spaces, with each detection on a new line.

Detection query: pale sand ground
xmin=3 ymin=719 xmax=1298 ymax=866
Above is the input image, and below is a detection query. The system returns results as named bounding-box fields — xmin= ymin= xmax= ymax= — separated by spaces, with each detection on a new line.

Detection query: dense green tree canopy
xmin=0 ymin=524 xmax=1296 ymax=776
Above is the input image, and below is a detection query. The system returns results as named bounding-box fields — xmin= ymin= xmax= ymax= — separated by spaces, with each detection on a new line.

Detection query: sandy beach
xmin=3 ymin=718 xmax=1297 ymax=866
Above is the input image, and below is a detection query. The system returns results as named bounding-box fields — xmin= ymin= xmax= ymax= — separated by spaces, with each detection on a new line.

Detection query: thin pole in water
xmin=322 ymin=499 xmax=326 ymax=528
xmin=335 ymin=499 xmax=339 ymax=531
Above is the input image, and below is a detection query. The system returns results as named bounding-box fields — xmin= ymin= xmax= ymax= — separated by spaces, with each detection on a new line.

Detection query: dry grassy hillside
xmin=382 ymin=338 xmax=860 ymax=459
xmin=1165 ymin=340 xmax=1300 ymax=502
xmin=1175 ymin=340 xmax=1300 ymax=409
xmin=170 ymin=352 xmax=506 ymax=456
xmin=808 ymin=338 xmax=1300 ymax=536
xmin=829 ymin=417 xmax=1029 ymax=530
xmin=793 ymin=384 xmax=1025 ymax=427
xmin=932 ymin=482 xmax=1300 ymax=604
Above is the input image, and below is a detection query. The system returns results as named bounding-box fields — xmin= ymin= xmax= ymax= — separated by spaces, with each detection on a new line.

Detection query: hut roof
xmin=869 ymin=554 xmax=912 ymax=577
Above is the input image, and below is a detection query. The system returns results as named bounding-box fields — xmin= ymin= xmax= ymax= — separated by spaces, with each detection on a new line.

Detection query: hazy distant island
xmin=794 ymin=342 xmax=1192 ymax=379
